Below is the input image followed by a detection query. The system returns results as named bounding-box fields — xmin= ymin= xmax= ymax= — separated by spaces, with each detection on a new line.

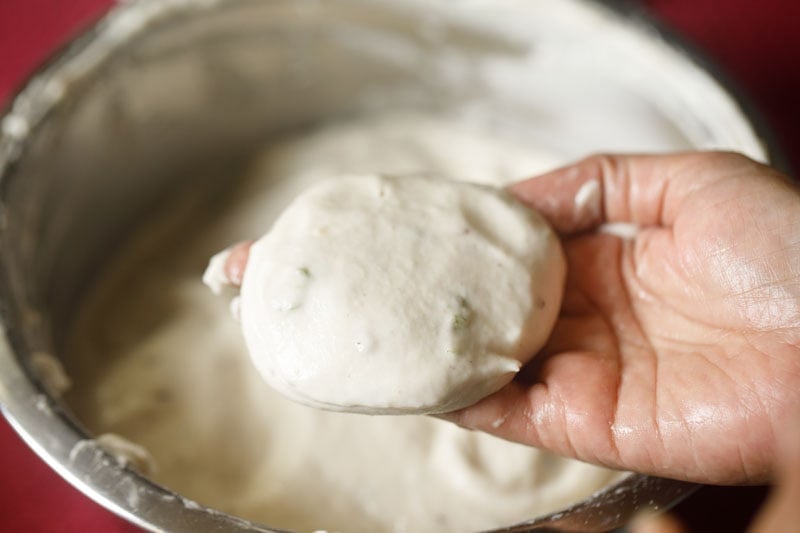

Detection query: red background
xmin=1 ymin=1 xmax=798 ymax=531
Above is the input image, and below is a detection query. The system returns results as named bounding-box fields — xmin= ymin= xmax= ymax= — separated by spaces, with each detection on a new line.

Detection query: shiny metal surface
xmin=0 ymin=0 xmax=772 ymax=531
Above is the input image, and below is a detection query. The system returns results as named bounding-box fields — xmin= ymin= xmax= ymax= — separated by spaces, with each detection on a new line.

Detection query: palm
xmin=448 ymin=154 xmax=800 ymax=484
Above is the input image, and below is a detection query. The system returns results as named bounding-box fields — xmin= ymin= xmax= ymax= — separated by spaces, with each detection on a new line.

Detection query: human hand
xmin=631 ymin=407 xmax=800 ymax=532
xmin=444 ymin=152 xmax=800 ymax=485
xmin=220 ymin=152 xmax=800 ymax=485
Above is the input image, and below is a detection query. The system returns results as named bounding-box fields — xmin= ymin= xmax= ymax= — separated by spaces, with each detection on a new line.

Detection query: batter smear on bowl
xmin=65 ymin=114 xmax=625 ymax=533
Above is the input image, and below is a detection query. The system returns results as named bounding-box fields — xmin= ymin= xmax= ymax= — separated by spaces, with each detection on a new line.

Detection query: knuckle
xmin=581 ymin=153 xmax=627 ymax=181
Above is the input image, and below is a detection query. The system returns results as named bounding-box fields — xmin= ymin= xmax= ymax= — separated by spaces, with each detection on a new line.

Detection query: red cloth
xmin=1 ymin=1 xmax=798 ymax=531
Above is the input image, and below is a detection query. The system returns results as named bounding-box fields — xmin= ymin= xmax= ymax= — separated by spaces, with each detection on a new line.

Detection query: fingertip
xmin=629 ymin=512 xmax=686 ymax=533
xmin=435 ymin=383 xmax=532 ymax=440
xmin=225 ymin=240 xmax=253 ymax=286
xmin=509 ymin=161 xmax=603 ymax=235
xmin=430 ymin=410 xmax=474 ymax=431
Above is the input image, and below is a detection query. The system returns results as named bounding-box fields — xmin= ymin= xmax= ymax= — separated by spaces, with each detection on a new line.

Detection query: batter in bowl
xmin=64 ymin=113 xmax=625 ymax=533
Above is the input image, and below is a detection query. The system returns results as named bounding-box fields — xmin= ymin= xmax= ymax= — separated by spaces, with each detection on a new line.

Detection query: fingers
xmin=630 ymin=512 xmax=687 ymax=533
xmin=441 ymin=343 xmax=625 ymax=469
xmin=749 ymin=410 xmax=800 ymax=532
xmin=509 ymin=151 xmax=768 ymax=234
xmin=224 ymin=241 xmax=253 ymax=286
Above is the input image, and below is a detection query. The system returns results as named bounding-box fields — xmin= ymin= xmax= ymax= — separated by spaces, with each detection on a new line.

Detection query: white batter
xmin=229 ymin=174 xmax=564 ymax=414
xmin=64 ymin=113 xmax=625 ymax=533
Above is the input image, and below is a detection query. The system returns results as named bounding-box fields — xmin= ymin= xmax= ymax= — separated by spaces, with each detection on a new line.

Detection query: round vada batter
xmin=235 ymin=174 xmax=565 ymax=414
xmin=64 ymin=113 xmax=625 ymax=533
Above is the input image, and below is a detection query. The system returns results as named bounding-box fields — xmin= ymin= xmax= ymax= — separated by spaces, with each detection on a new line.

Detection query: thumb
xmin=224 ymin=240 xmax=254 ymax=287
xmin=508 ymin=151 xmax=767 ymax=234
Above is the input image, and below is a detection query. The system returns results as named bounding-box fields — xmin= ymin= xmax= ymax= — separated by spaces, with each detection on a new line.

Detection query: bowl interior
xmin=0 ymin=0 xmax=766 ymax=531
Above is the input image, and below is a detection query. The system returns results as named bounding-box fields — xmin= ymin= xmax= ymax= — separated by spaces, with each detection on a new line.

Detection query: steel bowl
xmin=0 ymin=0 xmax=775 ymax=531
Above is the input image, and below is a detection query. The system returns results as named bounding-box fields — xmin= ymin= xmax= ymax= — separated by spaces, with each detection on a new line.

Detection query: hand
xmin=631 ymin=407 xmax=800 ymax=532
xmin=222 ymin=152 xmax=800 ymax=485
xmin=444 ymin=152 xmax=800 ymax=485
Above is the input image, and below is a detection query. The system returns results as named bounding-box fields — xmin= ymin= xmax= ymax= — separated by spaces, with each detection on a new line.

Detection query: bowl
xmin=0 ymin=0 xmax=774 ymax=531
